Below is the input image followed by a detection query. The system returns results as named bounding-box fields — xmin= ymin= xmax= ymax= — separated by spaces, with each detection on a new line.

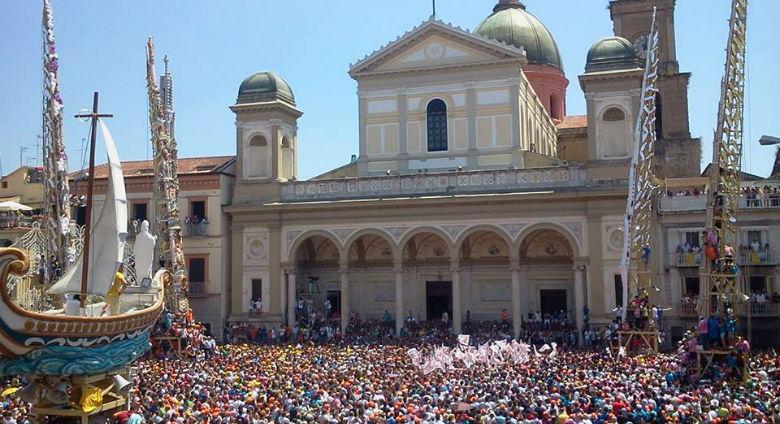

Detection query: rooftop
xmin=75 ymin=156 xmax=235 ymax=180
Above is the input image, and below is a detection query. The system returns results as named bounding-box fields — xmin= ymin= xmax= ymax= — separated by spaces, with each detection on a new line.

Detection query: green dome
xmin=475 ymin=1 xmax=563 ymax=71
xmin=237 ymin=71 xmax=295 ymax=105
xmin=585 ymin=37 xmax=639 ymax=73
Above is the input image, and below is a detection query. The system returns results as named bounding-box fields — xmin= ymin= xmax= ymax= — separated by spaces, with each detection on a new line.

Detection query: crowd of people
xmin=1 ymin=318 xmax=779 ymax=422
xmin=742 ymin=185 xmax=780 ymax=207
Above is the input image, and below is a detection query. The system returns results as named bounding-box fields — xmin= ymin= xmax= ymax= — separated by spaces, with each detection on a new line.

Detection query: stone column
xmin=394 ymin=262 xmax=404 ymax=336
xmin=270 ymin=120 xmax=282 ymax=180
xmin=466 ymin=82 xmax=478 ymax=169
xmin=339 ymin=262 xmax=350 ymax=333
xmin=280 ymin=267 xmax=288 ymax=318
xmin=287 ymin=270 xmax=297 ymax=329
xmin=573 ymin=261 xmax=586 ymax=346
xmin=397 ymin=88 xmax=409 ymax=172
xmin=451 ymin=261 xmax=462 ymax=334
xmin=510 ymin=257 xmax=522 ymax=340
xmin=520 ymin=265 xmax=530 ymax=319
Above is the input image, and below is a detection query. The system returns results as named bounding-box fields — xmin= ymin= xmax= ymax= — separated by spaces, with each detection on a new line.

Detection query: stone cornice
xmin=229 ymin=101 xmax=303 ymax=118
xmin=349 ymin=18 xmax=527 ymax=77
xmin=351 ymin=58 xmax=527 ymax=80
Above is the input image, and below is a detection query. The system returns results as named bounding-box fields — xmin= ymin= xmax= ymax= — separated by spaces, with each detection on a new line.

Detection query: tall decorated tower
xmin=41 ymin=0 xmax=74 ymax=280
xmin=230 ymin=71 xmax=302 ymax=204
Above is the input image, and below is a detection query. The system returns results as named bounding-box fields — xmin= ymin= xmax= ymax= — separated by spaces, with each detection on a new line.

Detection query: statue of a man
xmin=133 ymin=220 xmax=157 ymax=283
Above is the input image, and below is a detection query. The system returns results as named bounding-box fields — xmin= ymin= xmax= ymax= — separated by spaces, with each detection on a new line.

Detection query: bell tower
xmin=608 ymin=0 xmax=700 ymax=178
xmin=230 ymin=71 xmax=302 ymax=184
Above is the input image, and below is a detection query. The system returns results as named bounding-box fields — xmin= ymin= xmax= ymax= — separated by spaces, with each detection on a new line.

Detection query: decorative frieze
xmin=282 ymin=167 xmax=585 ymax=202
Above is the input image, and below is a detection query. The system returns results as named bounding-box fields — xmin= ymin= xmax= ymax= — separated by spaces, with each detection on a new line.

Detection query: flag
xmin=80 ymin=386 xmax=103 ymax=413
xmin=457 ymin=334 xmax=470 ymax=348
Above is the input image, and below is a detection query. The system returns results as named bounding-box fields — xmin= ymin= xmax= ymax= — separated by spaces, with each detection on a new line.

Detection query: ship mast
xmin=146 ymin=38 xmax=188 ymax=313
xmin=41 ymin=0 xmax=72 ymax=284
xmin=618 ymin=8 xmax=661 ymax=320
xmin=73 ymin=92 xmax=113 ymax=308
xmin=699 ymin=0 xmax=748 ymax=318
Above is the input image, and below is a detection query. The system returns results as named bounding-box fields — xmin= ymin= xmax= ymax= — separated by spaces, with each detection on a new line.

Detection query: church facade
xmin=219 ymin=0 xmax=779 ymax=344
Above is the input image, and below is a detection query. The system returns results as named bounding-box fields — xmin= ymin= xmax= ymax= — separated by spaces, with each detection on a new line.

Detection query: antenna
xmin=432 ymin=0 xmax=436 ymax=18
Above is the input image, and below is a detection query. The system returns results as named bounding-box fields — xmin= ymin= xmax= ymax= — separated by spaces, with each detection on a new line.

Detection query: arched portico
xmin=342 ymin=229 xmax=397 ymax=333
xmin=284 ymin=231 xmax=343 ymax=329
xmin=516 ymin=224 xmax=587 ymax=344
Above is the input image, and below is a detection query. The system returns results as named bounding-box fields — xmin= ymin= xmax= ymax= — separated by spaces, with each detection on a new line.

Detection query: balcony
xmin=187 ymin=281 xmax=207 ymax=296
xmin=674 ymin=252 xmax=702 ymax=267
xmin=0 ymin=216 xmax=35 ymax=229
xmin=279 ymin=167 xmax=588 ymax=202
xmin=660 ymin=193 xmax=780 ymax=213
xmin=677 ymin=302 xmax=699 ymax=318
xmin=740 ymin=194 xmax=780 ymax=209
xmin=737 ymin=250 xmax=777 ymax=266
xmin=659 ymin=195 xmax=706 ymax=212
xmin=738 ymin=302 xmax=780 ymax=318
xmin=184 ymin=221 xmax=209 ymax=237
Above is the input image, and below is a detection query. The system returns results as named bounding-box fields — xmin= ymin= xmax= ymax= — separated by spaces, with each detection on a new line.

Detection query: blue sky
xmin=0 ymin=1 xmax=778 ymax=179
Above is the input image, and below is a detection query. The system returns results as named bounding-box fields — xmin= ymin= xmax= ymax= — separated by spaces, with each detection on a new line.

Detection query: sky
xmin=0 ymin=0 xmax=778 ymax=180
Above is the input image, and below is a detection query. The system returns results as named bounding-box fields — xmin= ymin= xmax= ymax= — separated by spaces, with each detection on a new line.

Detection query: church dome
xmin=475 ymin=0 xmax=563 ymax=71
xmin=585 ymin=37 xmax=639 ymax=73
xmin=237 ymin=71 xmax=295 ymax=105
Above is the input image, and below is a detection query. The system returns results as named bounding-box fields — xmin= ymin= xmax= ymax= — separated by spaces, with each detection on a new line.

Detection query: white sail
xmin=48 ymin=120 xmax=128 ymax=296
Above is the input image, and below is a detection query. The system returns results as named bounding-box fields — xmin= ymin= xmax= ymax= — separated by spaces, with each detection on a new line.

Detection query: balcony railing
xmin=185 ymin=221 xmax=209 ymax=237
xmin=737 ymin=250 xmax=776 ymax=266
xmin=279 ymin=167 xmax=588 ymax=202
xmin=661 ymin=194 xmax=780 ymax=213
xmin=738 ymin=302 xmax=780 ymax=318
xmin=677 ymin=302 xmax=699 ymax=318
xmin=0 ymin=216 xmax=35 ymax=229
xmin=675 ymin=252 xmax=702 ymax=267
xmin=188 ymin=281 xmax=206 ymax=295
xmin=740 ymin=194 xmax=780 ymax=209
xmin=659 ymin=195 xmax=706 ymax=212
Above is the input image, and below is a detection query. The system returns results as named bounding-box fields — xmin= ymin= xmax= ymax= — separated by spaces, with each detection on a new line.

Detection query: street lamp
xmin=759 ymin=135 xmax=779 ymax=146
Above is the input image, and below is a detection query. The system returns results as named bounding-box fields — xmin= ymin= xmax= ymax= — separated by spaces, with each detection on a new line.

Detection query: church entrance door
xmin=540 ymin=289 xmax=567 ymax=315
xmin=426 ymin=281 xmax=452 ymax=321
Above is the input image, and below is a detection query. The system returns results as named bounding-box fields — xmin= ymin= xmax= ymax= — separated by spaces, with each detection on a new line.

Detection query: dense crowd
xmin=1 ymin=322 xmax=779 ymax=423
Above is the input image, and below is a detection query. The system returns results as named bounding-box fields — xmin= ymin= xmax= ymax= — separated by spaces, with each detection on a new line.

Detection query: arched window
xmin=281 ymin=136 xmax=294 ymax=179
xmin=426 ymin=99 xmax=448 ymax=152
xmin=249 ymin=135 xmax=268 ymax=147
xmin=602 ymin=108 xmax=626 ymax=122
xmin=246 ymin=134 xmax=269 ymax=178
xmin=550 ymin=93 xmax=561 ymax=120
xmin=600 ymin=107 xmax=629 ymax=158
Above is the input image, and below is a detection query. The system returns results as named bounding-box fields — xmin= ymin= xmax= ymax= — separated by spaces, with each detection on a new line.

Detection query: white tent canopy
xmin=0 ymin=201 xmax=33 ymax=212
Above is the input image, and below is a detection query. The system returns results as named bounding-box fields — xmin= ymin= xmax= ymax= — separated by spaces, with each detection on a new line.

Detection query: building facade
xmin=0 ymin=166 xmax=45 ymax=247
xmin=220 ymin=0 xmax=716 ymax=342
xmin=73 ymin=156 xmax=235 ymax=337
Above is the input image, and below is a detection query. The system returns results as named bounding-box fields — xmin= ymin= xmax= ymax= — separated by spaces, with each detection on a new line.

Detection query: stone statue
xmin=133 ymin=220 xmax=157 ymax=283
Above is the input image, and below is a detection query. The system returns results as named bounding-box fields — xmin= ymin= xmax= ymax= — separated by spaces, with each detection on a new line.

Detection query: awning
xmin=0 ymin=201 xmax=33 ymax=212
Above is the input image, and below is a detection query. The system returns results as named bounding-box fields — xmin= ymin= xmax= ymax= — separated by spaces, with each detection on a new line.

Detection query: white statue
xmin=133 ymin=220 xmax=157 ymax=283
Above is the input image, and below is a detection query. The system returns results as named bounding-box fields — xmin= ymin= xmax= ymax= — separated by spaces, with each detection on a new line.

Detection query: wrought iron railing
xmin=185 ymin=221 xmax=209 ymax=237
xmin=738 ymin=302 xmax=780 ymax=317
xmin=737 ymin=250 xmax=776 ymax=265
xmin=675 ymin=252 xmax=702 ymax=267
xmin=188 ymin=281 xmax=206 ymax=295
xmin=676 ymin=302 xmax=699 ymax=318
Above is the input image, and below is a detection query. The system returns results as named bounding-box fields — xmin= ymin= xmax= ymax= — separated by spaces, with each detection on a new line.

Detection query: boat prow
xmin=0 ymin=248 xmax=169 ymax=377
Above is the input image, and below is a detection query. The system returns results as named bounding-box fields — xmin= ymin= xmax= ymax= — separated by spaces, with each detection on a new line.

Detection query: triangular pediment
xmin=350 ymin=18 xmax=527 ymax=77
